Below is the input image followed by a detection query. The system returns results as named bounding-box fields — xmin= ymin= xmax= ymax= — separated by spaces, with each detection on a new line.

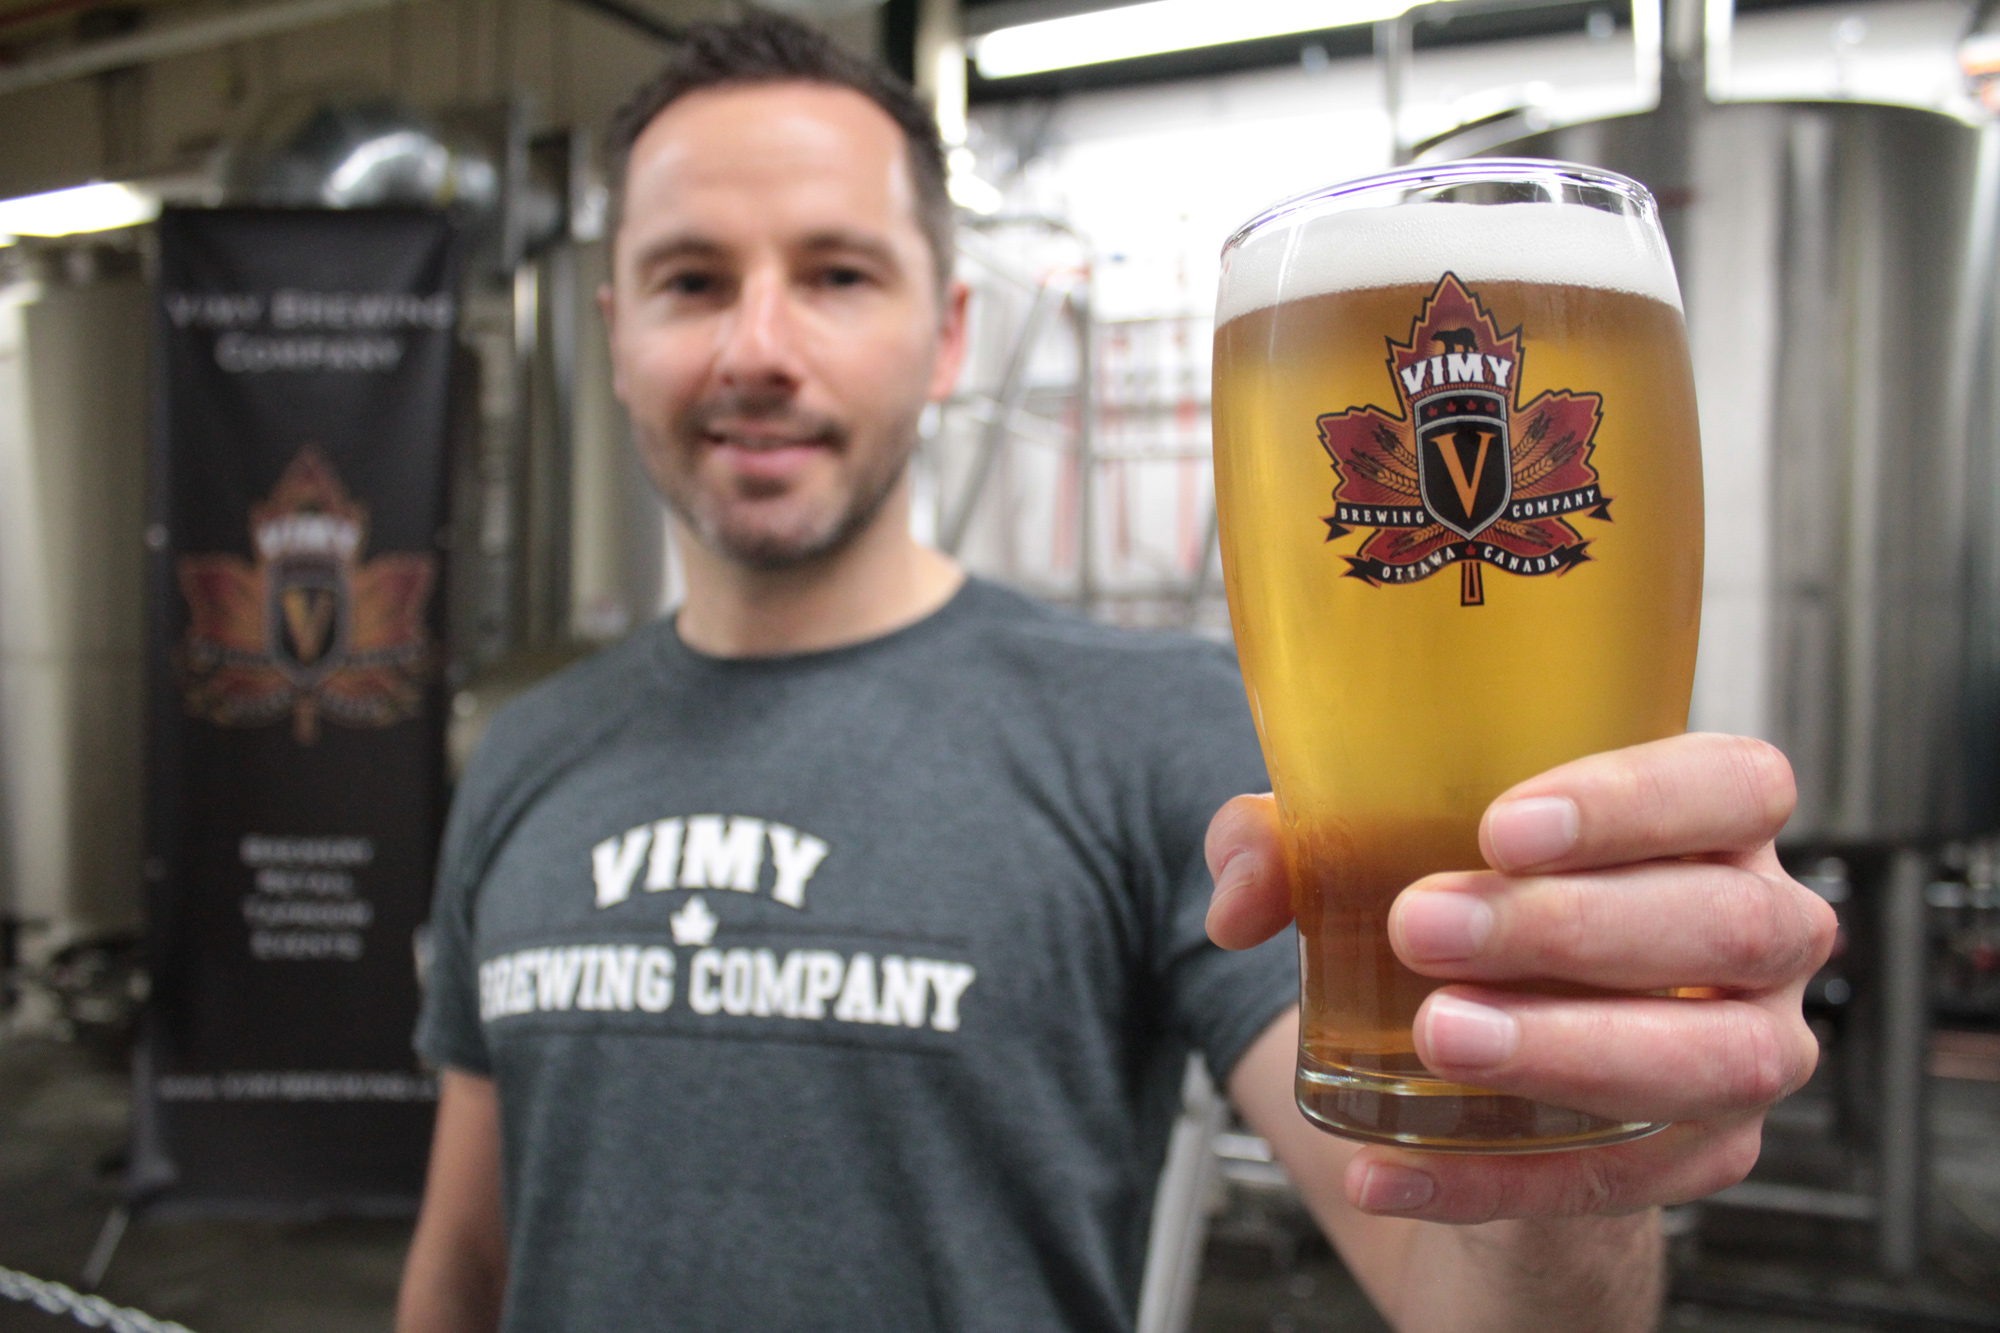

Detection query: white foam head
xmin=1216 ymin=200 xmax=1682 ymax=325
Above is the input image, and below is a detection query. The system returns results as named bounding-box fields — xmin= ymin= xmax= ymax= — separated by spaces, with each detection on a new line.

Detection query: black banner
xmin=138 ymin=209 xmax=458 ymax=1214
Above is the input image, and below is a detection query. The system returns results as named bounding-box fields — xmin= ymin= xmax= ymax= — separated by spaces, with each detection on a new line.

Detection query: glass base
xmin=1296 ymin=1051 xmax=1665 ymax=1154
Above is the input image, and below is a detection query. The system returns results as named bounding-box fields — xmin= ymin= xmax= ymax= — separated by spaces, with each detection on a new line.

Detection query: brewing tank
xmin=1461 ymin=101 xmax=1999 ymax=844
xmin=0 ymin=250 xmax=150 ymax=955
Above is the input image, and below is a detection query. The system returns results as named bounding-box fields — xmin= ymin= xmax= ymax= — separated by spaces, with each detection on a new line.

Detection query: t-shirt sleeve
xmin=411 ymin=641 xmax=658 ymax=1078
xmin=413 ymin=765 xmax=498 ymax=1076
xmin=1142 ymin=645 xmax=1298 ymax=1086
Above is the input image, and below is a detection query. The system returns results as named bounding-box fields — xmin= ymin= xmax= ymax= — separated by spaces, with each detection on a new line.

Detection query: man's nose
xmin=714 ymin=269 xmax=802 ymax=388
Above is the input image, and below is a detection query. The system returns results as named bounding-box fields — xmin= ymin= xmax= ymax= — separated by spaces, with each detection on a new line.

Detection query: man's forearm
xmin=1389 ymin=1213 xmax=1663 ymax=1333
xmin=398 ymin=1070 xmax=510 ymax=1333
xmin=395 ymin=1227 xmax=507 ymax=1333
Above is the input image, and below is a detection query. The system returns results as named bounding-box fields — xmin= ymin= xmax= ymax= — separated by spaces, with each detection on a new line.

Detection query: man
xmin=399 ymin=13 xmax=1831 ymax=1332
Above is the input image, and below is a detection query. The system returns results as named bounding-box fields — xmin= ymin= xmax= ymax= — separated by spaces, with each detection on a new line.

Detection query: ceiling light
xmin=0 ymin=182 xmax=160 ymax=243
xmin=948 ymin=171 xmax=1004 ymax=215
xmin=947 ymin=149 xmax=1003 ymax=214
xmin=972 ymin=0 xmax=1420 ymax=79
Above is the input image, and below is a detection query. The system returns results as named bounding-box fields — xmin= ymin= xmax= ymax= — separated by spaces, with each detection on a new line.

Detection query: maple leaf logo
xmin=1315 ymin=273 xmax=1611 ymax=606
xmin=669 ymin=896 xmax=719 ymax=948
xmin=178 ymin=447 xmax=436 ymax=744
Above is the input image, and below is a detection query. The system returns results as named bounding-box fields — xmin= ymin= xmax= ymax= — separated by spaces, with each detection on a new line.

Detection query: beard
xmin=650 ymin=389 xmax=915 ymax=571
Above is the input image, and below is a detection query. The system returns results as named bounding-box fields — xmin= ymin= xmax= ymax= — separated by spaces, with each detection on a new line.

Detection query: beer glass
xmin=1211 ymin=161 xmax=1703 ymax=1151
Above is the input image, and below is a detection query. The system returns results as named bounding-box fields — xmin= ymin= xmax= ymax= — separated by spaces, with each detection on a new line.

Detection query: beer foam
xmin=1215 ymin=201 xmax=1682 ymax=325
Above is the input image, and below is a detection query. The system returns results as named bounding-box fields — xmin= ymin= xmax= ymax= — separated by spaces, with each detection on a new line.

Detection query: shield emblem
xmin=1417 ymin=388 xmax=1511 ymax=539
xmin=268 ymin=556 xmax=348 ymax=684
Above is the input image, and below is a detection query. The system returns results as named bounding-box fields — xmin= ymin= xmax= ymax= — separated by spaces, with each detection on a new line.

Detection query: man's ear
xmin=927 ymin=279 xmax=972 ymax=403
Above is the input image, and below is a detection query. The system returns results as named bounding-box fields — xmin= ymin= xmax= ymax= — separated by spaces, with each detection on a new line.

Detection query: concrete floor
xmin=3 ymin=1032 xmax=1998 ymax=1333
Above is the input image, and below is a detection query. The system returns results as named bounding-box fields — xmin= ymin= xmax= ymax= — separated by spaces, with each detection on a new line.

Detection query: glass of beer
xmin=1211 ymin=160 xmax=1702 ymax=1151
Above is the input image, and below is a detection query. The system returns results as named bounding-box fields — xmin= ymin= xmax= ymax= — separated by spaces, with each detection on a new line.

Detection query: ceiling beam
xmin=0 ymin=0 xmax=400 ymax=98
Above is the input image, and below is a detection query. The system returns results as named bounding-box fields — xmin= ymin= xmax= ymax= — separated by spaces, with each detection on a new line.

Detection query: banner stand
xmin=123 ymin=208 xmax=460 ymax=1257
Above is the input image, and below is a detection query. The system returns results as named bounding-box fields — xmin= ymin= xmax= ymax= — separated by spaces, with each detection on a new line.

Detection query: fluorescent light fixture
xmin=948 ymin=171 xmax=1005 ymax=215
xmin=946 ymin=147 xmax=1003 ymax=214
xmin=0 ymin=182 xmax=160 ymax=243
xmin=973 ymin=0 xmax=1417 ymax=79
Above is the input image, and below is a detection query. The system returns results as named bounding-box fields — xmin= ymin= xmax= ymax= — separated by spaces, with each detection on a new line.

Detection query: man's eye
xmin=818 ymin=266 xmax=869 ymax=289
xmin=663 ymin=271 xmax=718 ymax=296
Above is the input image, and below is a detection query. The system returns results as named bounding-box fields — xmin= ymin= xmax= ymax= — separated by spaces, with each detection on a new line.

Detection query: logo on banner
xmin=1315 ymin=274 xmax=1612 ymax=606
xmin=178 ymin=447 xmax=435 ymax=743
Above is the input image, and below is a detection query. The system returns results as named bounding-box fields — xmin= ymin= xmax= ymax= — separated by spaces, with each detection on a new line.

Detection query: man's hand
xmin=1206 ymin=732 xmax=1835 ymax=1224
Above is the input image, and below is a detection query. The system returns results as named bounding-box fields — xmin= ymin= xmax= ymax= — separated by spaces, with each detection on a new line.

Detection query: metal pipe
xmin=1633 ymin=0 xmax=1665 ymax=107
xmin=1071 ymin=286 xmax=1097 ymax=614
xmin=1385 ymin=0 xmax=1671 ymax=166
xmin=1183 ymin=500 xmax=1218 ymax=629
xmin=0 ymin=0 xmax=402 ymax=98
xmin=1701 ymin=0 xmax=1733 ymax=101
xmin=1375 ymin=14 xmax=1413 ymax=165
xmin=509 ymin=261 xmax=540 ymax=652
xmin=1136 ymin=1057 xmax=1226 ymax=1333
xmin=915 ymin=0 xmax=965 ymax=145
xmin=562 ymin=0 xmax=682 ymax=44
xmin=78 ymin=1206 xmax=128 ymax=1291
xmin=940 ymin=276 xmax=1063 ymax=556
xmin=547 ymin=242 xmax=578 ymax=641
xmin=1877 ymin=847 xmax=1931 ymax=1277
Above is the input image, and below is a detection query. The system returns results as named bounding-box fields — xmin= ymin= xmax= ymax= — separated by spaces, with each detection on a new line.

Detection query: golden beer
xmin=1212 ymin=165 xmax=1703 ymax=1150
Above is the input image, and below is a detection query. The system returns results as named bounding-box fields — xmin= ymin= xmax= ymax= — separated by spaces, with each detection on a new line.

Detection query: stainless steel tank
xmin=1423 ymin=93 xmax=1998 ymax=1281
xmin=0 ymin=246 xmax=150 ymax=960
xmin=1449 ymin=101 xmax=1999 ymax=844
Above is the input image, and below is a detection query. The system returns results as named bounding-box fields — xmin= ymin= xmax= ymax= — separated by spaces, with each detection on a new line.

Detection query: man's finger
xmin=1479 ymin=733 xmax=1796 ymax=875
xmin=1406 ymin=987 xmax=1818 ymax=1124
xmin=1343 ymin=1118 xmax=1764 ymax=1222
xmin=1204 ymin=793 xmax=1293 ymax=950
xmin=1389 ymin=863 xmax=1837 ymax=991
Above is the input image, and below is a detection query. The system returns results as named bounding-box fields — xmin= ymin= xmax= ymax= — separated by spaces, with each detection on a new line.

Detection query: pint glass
xmin=1211 ymin=161 xmax=1703 ymax=1151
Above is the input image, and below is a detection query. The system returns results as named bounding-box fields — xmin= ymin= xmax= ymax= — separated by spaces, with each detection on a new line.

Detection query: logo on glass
xmin=1317 ymin=274 xmax=1612 ymax=605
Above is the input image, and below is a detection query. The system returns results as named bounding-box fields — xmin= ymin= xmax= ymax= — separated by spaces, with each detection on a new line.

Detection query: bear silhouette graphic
xmin=1433 ymin=328 xmax=1478 ymax=356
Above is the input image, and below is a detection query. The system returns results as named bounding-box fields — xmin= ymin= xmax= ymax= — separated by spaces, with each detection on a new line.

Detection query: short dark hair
xmin=606 ymin=7 xmax=955 ymax=291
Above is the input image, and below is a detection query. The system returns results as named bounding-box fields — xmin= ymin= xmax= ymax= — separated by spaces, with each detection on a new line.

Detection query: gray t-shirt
xmin=416 ymin=578 xmax=1297 ymax=1333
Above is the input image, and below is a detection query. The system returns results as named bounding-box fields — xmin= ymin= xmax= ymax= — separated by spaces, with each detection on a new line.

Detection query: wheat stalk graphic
xmin=1513 ymin=430 xmax=1584 ymax=491
xmin=1381 ymin=523 xmax=1449 ymax=558
xmin=1491 ymin=519 xmax=1558 ymax=550
xmin=1349 ymin=449 xmax=1422 ymax=497
xmin=1374 ymin=421 xmax=1419 ymax=472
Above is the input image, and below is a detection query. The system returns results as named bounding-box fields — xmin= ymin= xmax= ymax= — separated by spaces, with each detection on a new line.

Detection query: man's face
xmin=604 ymin=81 xmax=965 ymax=570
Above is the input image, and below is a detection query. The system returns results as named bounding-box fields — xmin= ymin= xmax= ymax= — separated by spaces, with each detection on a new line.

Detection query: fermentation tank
xmin=0 ymin=248 xmax=150 ymax=961
xmin=1459 ymin=101 xmax=2000 ymax=844
xmin=1438 ymin=92 xmax=2000 ymax=1279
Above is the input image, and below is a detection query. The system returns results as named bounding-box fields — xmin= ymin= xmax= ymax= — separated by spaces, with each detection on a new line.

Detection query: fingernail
xmin=1486 ymin=795 xmax=1579 ymax=870
xmin=1421 ymin=993 xmax=1520 ymax=1069
xmin=1396 ymin=892 xmax=1495 ymax=962
xmin=1356 ymin=1163 xmax=1436 ymax=1212
xmin=1209 ymin=854 xmax=1253 ymax=905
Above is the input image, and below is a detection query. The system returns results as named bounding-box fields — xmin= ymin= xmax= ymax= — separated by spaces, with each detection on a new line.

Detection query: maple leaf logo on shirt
xmin=670 ymin=896 xmax=719 ymax=948
xmin=177 ymin=446 xmax=435 ymax=744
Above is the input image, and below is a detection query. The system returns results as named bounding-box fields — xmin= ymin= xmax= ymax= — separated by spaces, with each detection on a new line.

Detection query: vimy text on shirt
xmin=475 ymin=813 xmax=976 ymax=1032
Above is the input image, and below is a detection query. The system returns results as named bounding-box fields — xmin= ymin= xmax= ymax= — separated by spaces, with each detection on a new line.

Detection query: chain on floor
xmin=0 ymin=1264 xmax=197 ymax=1333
